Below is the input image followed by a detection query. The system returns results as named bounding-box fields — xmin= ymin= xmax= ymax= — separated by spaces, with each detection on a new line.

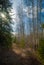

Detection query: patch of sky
xmin=10 ymin=0 xmax=44 ymax=34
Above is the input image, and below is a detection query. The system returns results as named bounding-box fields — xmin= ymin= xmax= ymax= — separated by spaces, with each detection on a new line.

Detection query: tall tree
xmin=0 ymin=0 xmax=12 ymax=48
xmin=17 ymin=3 xmax=25 ymax=38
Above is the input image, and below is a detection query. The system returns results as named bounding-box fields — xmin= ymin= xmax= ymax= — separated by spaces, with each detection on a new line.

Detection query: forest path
xmin=0 ymin=43 xmax=41 ymax=65
xmin=12 ymin=43 xmax=36 ymax=58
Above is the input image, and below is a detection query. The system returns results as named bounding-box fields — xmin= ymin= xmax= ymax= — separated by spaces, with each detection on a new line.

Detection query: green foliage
xmin=41 ymin=24 xmax=44 ymax=28
xmin=13 ymin=37 xmax=17 ymax=43
xmin=19 ymin=38 xmax=25 ymax=48
xmin=38 ymin=38 xmax=44 ymax=59
xmin=13 ymin=37 xmax=25 ymax=48
xmin=0 ymin=0 xmax=12 ymax=48
xmin=0 ymin=32 xmax=12 ymax=48
xmin=37 ymin=23 xmax=44 ymax=65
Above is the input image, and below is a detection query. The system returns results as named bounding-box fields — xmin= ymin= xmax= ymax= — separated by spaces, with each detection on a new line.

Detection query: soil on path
xmin=0 ymin=43 xmax=41 ymax=65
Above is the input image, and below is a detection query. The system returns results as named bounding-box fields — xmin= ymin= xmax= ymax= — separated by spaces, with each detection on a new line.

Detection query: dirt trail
xmin=0 ymin=43 xmax=41 ymax=65
xmin=12 ymin=43 xmax=34 ymax=57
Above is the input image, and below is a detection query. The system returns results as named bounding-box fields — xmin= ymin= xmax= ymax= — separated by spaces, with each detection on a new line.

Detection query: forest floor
xmin=12 ymin=43 xmax=34 ymax=57
xmin=0 ymin=43 xmax=41 ymax=65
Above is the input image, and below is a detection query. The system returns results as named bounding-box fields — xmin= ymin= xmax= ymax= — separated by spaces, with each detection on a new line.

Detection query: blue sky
xmin=10 ymin=0 xmax=44 ymax=35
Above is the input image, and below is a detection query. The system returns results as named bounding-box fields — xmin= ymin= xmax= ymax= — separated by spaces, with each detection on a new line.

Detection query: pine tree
xmin=0 ymin=0 xmax=12 ymax=48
